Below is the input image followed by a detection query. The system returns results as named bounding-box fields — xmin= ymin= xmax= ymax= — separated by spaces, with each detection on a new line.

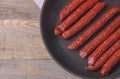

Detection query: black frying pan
xmin=40 ymin=0 xmax=120 ymax=79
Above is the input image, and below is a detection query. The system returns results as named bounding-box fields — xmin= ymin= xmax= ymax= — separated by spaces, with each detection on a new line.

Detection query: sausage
xmin=86 ymin=40 xmax=120 ymax=71
xmin=68 ymin=7 xmax=120 ymax=50
xmin=60 ymin=0 xmax=85 ymax=22
xmin=100 ymin=50 xmax=120 ymax=76
xmin=54 ymin=0 xmax=98 ymax=36
xmin=62 ymin=2 xmax=106 ymax=40
xmin=80 ymin=16 xmax=120 ymax=58
xmin=88 ymin=28 xmax=120 ymax=66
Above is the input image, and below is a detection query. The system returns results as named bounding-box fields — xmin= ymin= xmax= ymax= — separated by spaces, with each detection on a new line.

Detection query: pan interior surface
xmin=41 ymin=0 xmax=120 ymax=79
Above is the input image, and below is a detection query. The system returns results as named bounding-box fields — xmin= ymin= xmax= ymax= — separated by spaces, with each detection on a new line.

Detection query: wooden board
xmin=0 ymin=19 xmax=51 ymax=59
xmin=0 ymin=0 xmax=51 ymax=59
xmin=0 ymin=0 xmax=39 ymax=20
xmin=0 ymin=60 xmax=81 ymax=79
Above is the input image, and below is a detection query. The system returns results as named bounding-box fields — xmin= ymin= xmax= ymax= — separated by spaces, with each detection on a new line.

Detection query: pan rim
xmin=40 ymin=0 xmax=120 ymax=79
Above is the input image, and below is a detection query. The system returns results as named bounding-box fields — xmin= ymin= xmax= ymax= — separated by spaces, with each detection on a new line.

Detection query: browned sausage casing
xmin=62 ymin=2 xmax=106 ymax=39
xmin=68 ymin=7 xmax=120 ymax=50
xmin=86 ymin=40 xmax=120 ymax=71
xmin=54 ymin=0 xmax=98 ymax=36
xmin=88 ymin=28 xmax=120 ymax=66
xmin=80 ymin=16 xmax=120 ymax=58
xmin=100 ymin=50 xmax=120 ymax=76
xmin=60 ymin=0 xmax=85 ymax=22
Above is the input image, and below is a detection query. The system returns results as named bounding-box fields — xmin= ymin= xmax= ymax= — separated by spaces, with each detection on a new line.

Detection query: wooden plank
xmin=0 ymin=20 xmax=51 ymax=59
xmin=0 ymin=0 xmax=40 ymax=20
xmin=0 ymin=0 xmax=52 ymax=59
xmin=0 ymin=60 xmax=82 ymax=79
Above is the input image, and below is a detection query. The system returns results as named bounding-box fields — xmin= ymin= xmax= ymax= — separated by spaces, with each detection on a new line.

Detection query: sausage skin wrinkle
xmin=55 ymin=0 xmax=98 ymax=36
xmin=100 ymin=50 xmax=120 ymax=76
xmin=86 ymin=40 xmax=120 ymax=71
xmin=88 ymin=28 xmax=120 ymax=66
xmin=68 ymin=7 xmax=120 ymax=50
xmin=62 ymin=2 xmax=105 ymax=39
xmin=80 ymin=16 xmax=120 ymax=58
xmin=60 ymin=0 xmax=85 ymax=22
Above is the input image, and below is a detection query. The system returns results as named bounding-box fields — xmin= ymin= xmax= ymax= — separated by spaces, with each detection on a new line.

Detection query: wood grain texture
xmin=0 ymin=0 xmax=40 ymax=20
xmin=0 ymin=0 xmax=51 ymax=59
xmin=0 ymin=60 xmax=82 ymax=79
xmin=0 ymin=19 xmax=51 ymax=59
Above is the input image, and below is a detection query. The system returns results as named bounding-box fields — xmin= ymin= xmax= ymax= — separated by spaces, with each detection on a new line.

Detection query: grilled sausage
xmin=80 ymin=16 xmax=120 ymax=58
xmin=68 ymin=7 xmax=120 ymax=49
xmin=60 ymin=0 xmax=85 ymax=22
xmin=88 ymin=28 xmax=120 ymax=66
xmin=86 ymin=40 xmax=120 ymax=71
xmin=62 ymin=2 xmax=106 ymax=39
xmin=100 ymin=50 xmax=120 ymax=76
xmin=55 ymin=0 xmax=98 ymax=36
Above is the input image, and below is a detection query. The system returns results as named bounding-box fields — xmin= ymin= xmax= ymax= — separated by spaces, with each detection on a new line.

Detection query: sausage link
xmin=86 ymin=40 xmax=120 ymax=71
xmin=88 ymin=28 xmax=120 ymax=66
xmin=60 ymin=0 xmax=85 ymax=22
xmin=62 ymin=2 xmax=106 ymax=39
xmin=100 ymin=50 xmax=120 ymax=76
xmin=68 ymin=7 xmax=120 ymax=49
xmin=80 ymin=16 xmax=120 ymax=58
xmin=54 ymin=0 xmax=98 ymax=36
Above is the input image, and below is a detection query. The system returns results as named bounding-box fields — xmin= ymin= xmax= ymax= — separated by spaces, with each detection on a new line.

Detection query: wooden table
xmin=0 ymin=0 xmax=81 ymax=79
